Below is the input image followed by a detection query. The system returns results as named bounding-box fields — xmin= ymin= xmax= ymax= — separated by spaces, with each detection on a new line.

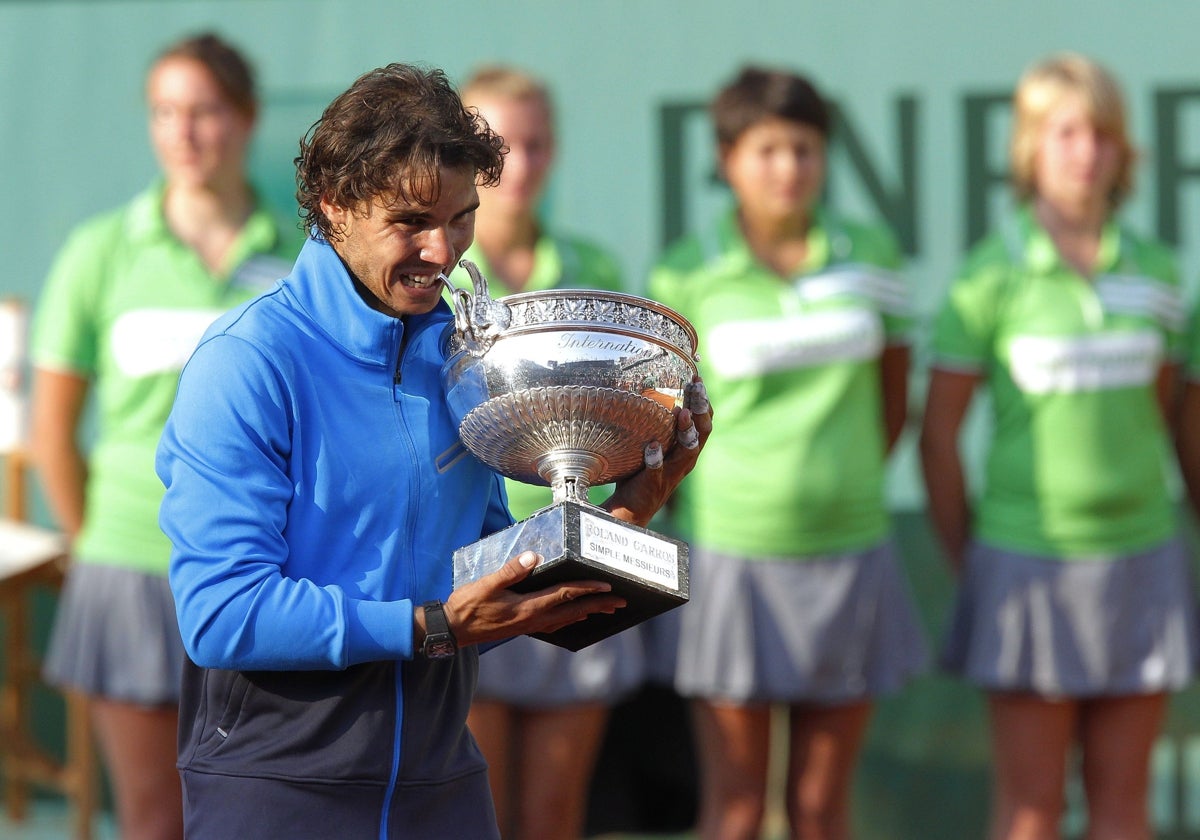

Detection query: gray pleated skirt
xmin=639 ymin=607 xmax=684 ymax=686
xmin=474 ymin=625 xmax=646 ymax=707
xmin=674 ymin=541 xmax=929 ymax=704
xmin=941 ymin=537 xmax=1200 ymax=697
xmin=43 ymin=561 xmax=186 ymax=706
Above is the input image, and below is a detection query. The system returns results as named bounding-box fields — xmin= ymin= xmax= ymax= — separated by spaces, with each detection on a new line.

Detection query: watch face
xmin=425 ymin=634 xmax=457 ymax=659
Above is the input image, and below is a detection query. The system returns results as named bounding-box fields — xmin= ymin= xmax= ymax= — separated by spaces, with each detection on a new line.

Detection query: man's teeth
xmin=400 ymin=274 xmax=438 ymax=288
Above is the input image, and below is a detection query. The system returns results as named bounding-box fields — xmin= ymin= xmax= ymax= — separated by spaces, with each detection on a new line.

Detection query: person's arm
xmin=880 ymin=343 xmax=910 ymax=455
xmin=861 ymin=220 xmax=911 ymax=458
xmin=919 ymin=367 xmax=980 ymax=572
xmin=26 ymin=216 xmax=113 ymax=538
xmin=1174 ymin=372 xmax=1200 ymax=522
xmin=28 ymin=367 xmax=89 ymax=537
xmin=1157 ymin=360 xmax=1180 ymax=424
xmin=159 ymin=335 xmax=426 ymax=671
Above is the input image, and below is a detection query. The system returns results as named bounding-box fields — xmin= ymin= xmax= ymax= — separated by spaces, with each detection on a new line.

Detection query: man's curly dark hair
xmin=295 ymin=64 xmax=505 ymax=242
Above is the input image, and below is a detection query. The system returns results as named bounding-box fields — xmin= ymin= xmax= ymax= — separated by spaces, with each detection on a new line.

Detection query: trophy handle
xmin=439 ymin=274 xmax=475 ymax=338
xmin=440 ymin=260 xmax=510 ymax=356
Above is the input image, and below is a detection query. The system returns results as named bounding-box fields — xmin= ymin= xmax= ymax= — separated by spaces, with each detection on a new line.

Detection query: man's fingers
xmin=685 ymin=378 xmax=713 ymax=443
xmin=685 ymin=377 xmax=710 ymax=417
xmin=644 ymin=440 xmax=664 ymax=469
xmin=489 ymin=551 xmax=543 ymax=589
xmin=539 ymin=589 xmax=626 ymax=629
xmin=677 ymin=417 xmax=700 ymax=450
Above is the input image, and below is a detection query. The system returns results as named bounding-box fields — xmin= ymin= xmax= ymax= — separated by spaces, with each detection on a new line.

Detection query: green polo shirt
xmin=31 ymin=181 xmax=304 ymax=573
xmin=932 ymin=206 xmax=1182 ymax=556
xmin=648 ymin=206 xmax=910 ymax=557
xmin=449 ymin=231 xmax=625 ymax=519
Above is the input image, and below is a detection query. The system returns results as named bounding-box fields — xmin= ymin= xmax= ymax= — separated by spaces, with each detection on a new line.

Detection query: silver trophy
xmin=441 ymin=260 xmax=700 ymax=650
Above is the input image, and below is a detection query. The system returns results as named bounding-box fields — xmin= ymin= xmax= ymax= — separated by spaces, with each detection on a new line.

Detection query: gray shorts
xmin=674 ymin=541 xmax=929 ymax=704
xmin=43 ymin=561 xmax=185 ymax=706
xmin=941 ymin=537 xmax=1200 ymax=697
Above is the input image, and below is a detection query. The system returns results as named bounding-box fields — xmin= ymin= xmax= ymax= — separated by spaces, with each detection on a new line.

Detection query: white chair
xmin=0 ymin=299 xmax=96 ymax=839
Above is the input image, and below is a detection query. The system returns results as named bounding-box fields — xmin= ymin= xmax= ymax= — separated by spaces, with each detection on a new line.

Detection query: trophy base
xmin=452 ymin=500 xmax=689 ymax=651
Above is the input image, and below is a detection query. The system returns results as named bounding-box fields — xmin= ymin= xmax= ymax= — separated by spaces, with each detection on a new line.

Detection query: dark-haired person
xmin=647 ymin=65 xmax=926 ymax=840
xmin=921 ymin=53 xmax=1198 ymax=840
xmin=154 ymin=63 xmax=710 ymax=839
xmin=29 ymin=32 xmax=301 ymax=840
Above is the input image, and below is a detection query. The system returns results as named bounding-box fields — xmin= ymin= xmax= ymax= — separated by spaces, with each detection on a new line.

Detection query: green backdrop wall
xmin=5 ymin=1 xmax=1200 ymax=837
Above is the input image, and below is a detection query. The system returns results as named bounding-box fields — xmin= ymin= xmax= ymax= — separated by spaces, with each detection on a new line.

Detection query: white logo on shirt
xmin=1008 ymin=329 xmax=1162 ymax=394
xmin=794 ymin=265 xmax=909 ymax=316
xmin=110 ymin=308 xmax=226 ymax=377
xmin=1094 ymin=275 xmax=1184 ymax=332
xmin=707 ymin=307 xmax=882 ymax=379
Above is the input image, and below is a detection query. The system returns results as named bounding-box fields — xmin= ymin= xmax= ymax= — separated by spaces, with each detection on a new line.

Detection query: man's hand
xmin=603 ymin=376 xmax=713 ymax=528
xmin=441 ymin=551 xmax=627 ymax=648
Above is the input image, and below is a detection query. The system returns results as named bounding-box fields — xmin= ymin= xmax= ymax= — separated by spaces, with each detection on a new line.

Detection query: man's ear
xmin=319 ymin=196 xmax=349 ymax=240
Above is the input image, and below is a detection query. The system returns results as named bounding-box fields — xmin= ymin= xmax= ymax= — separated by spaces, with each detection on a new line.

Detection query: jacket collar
xmin=282 ymin=236 xmax=453 ymax=365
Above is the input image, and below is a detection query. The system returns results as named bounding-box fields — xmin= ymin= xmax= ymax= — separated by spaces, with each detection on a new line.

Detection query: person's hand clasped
xmin=605 ymin=375 xmax=713 ymax=527
xmin=442 ymin=550 xmax=628 ymax=648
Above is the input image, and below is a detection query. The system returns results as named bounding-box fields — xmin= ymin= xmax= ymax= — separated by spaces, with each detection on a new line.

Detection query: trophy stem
xmin=538 ymin=451 xmax=602 ymax=505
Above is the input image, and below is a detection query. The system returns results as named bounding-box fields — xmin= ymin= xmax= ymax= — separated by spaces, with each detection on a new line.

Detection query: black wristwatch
xmin=421 ymin=601 xmax=457 ymax=660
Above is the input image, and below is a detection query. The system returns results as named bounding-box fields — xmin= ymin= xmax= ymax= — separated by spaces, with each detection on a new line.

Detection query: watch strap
xmin=421 ymin=600 xmax=457 ymax=659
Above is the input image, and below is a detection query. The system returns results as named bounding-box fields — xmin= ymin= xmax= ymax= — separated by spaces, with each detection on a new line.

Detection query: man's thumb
xmin=494 ymin=551 xmax=542 ymax=586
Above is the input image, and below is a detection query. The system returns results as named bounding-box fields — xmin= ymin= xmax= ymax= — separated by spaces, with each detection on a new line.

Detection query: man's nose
xmin=420 ymin=226 xmax=455 ymax=264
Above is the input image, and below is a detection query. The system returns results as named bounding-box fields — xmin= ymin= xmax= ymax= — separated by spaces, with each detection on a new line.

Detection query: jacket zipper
xmin=393 ymin=317 xmax=412 ymax=385
xmin=384 ymin=314 xmax=416 ymax=837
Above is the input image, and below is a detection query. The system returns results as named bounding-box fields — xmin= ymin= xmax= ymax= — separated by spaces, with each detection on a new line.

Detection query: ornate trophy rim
xmin=497 ymin=288 xmax=699 ymax=355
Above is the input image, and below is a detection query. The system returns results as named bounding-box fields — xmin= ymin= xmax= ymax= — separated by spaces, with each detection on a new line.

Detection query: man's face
xmin=321 ymin=165 xmax=479 ymax=318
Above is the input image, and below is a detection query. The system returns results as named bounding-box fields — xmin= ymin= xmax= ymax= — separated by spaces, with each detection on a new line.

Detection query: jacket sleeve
xmin=156 ymin=331 xmax=416 ymax=671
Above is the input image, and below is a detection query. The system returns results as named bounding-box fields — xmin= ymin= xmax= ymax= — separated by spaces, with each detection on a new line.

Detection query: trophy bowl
xmin=442 ymin=261 xmax=699 ymax=650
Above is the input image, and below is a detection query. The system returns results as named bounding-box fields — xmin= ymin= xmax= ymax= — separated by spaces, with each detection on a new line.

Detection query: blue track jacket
xmin=156 ymin=237 xmax=513 ymax=838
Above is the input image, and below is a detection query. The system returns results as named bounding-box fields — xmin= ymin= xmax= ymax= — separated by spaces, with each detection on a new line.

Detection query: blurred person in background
xmin=648 ymin=65 xmax=928 ymax=840
xmin=28 ymin=32 xmax=301 ymax=840
xmin=451 ymin=64 xmax=643 ymax=840
xmin=920 ymin=52 xmax=1198 ymax=840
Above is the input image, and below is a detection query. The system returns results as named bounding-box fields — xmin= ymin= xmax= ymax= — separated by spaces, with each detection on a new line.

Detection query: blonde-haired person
xmin=451 ymin=64 xmax=641 ymax=840
xmin=29 ymin=32 xmax=302 ymax=840
xmin=921 ymin=53 xmax=1197 ymax=840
